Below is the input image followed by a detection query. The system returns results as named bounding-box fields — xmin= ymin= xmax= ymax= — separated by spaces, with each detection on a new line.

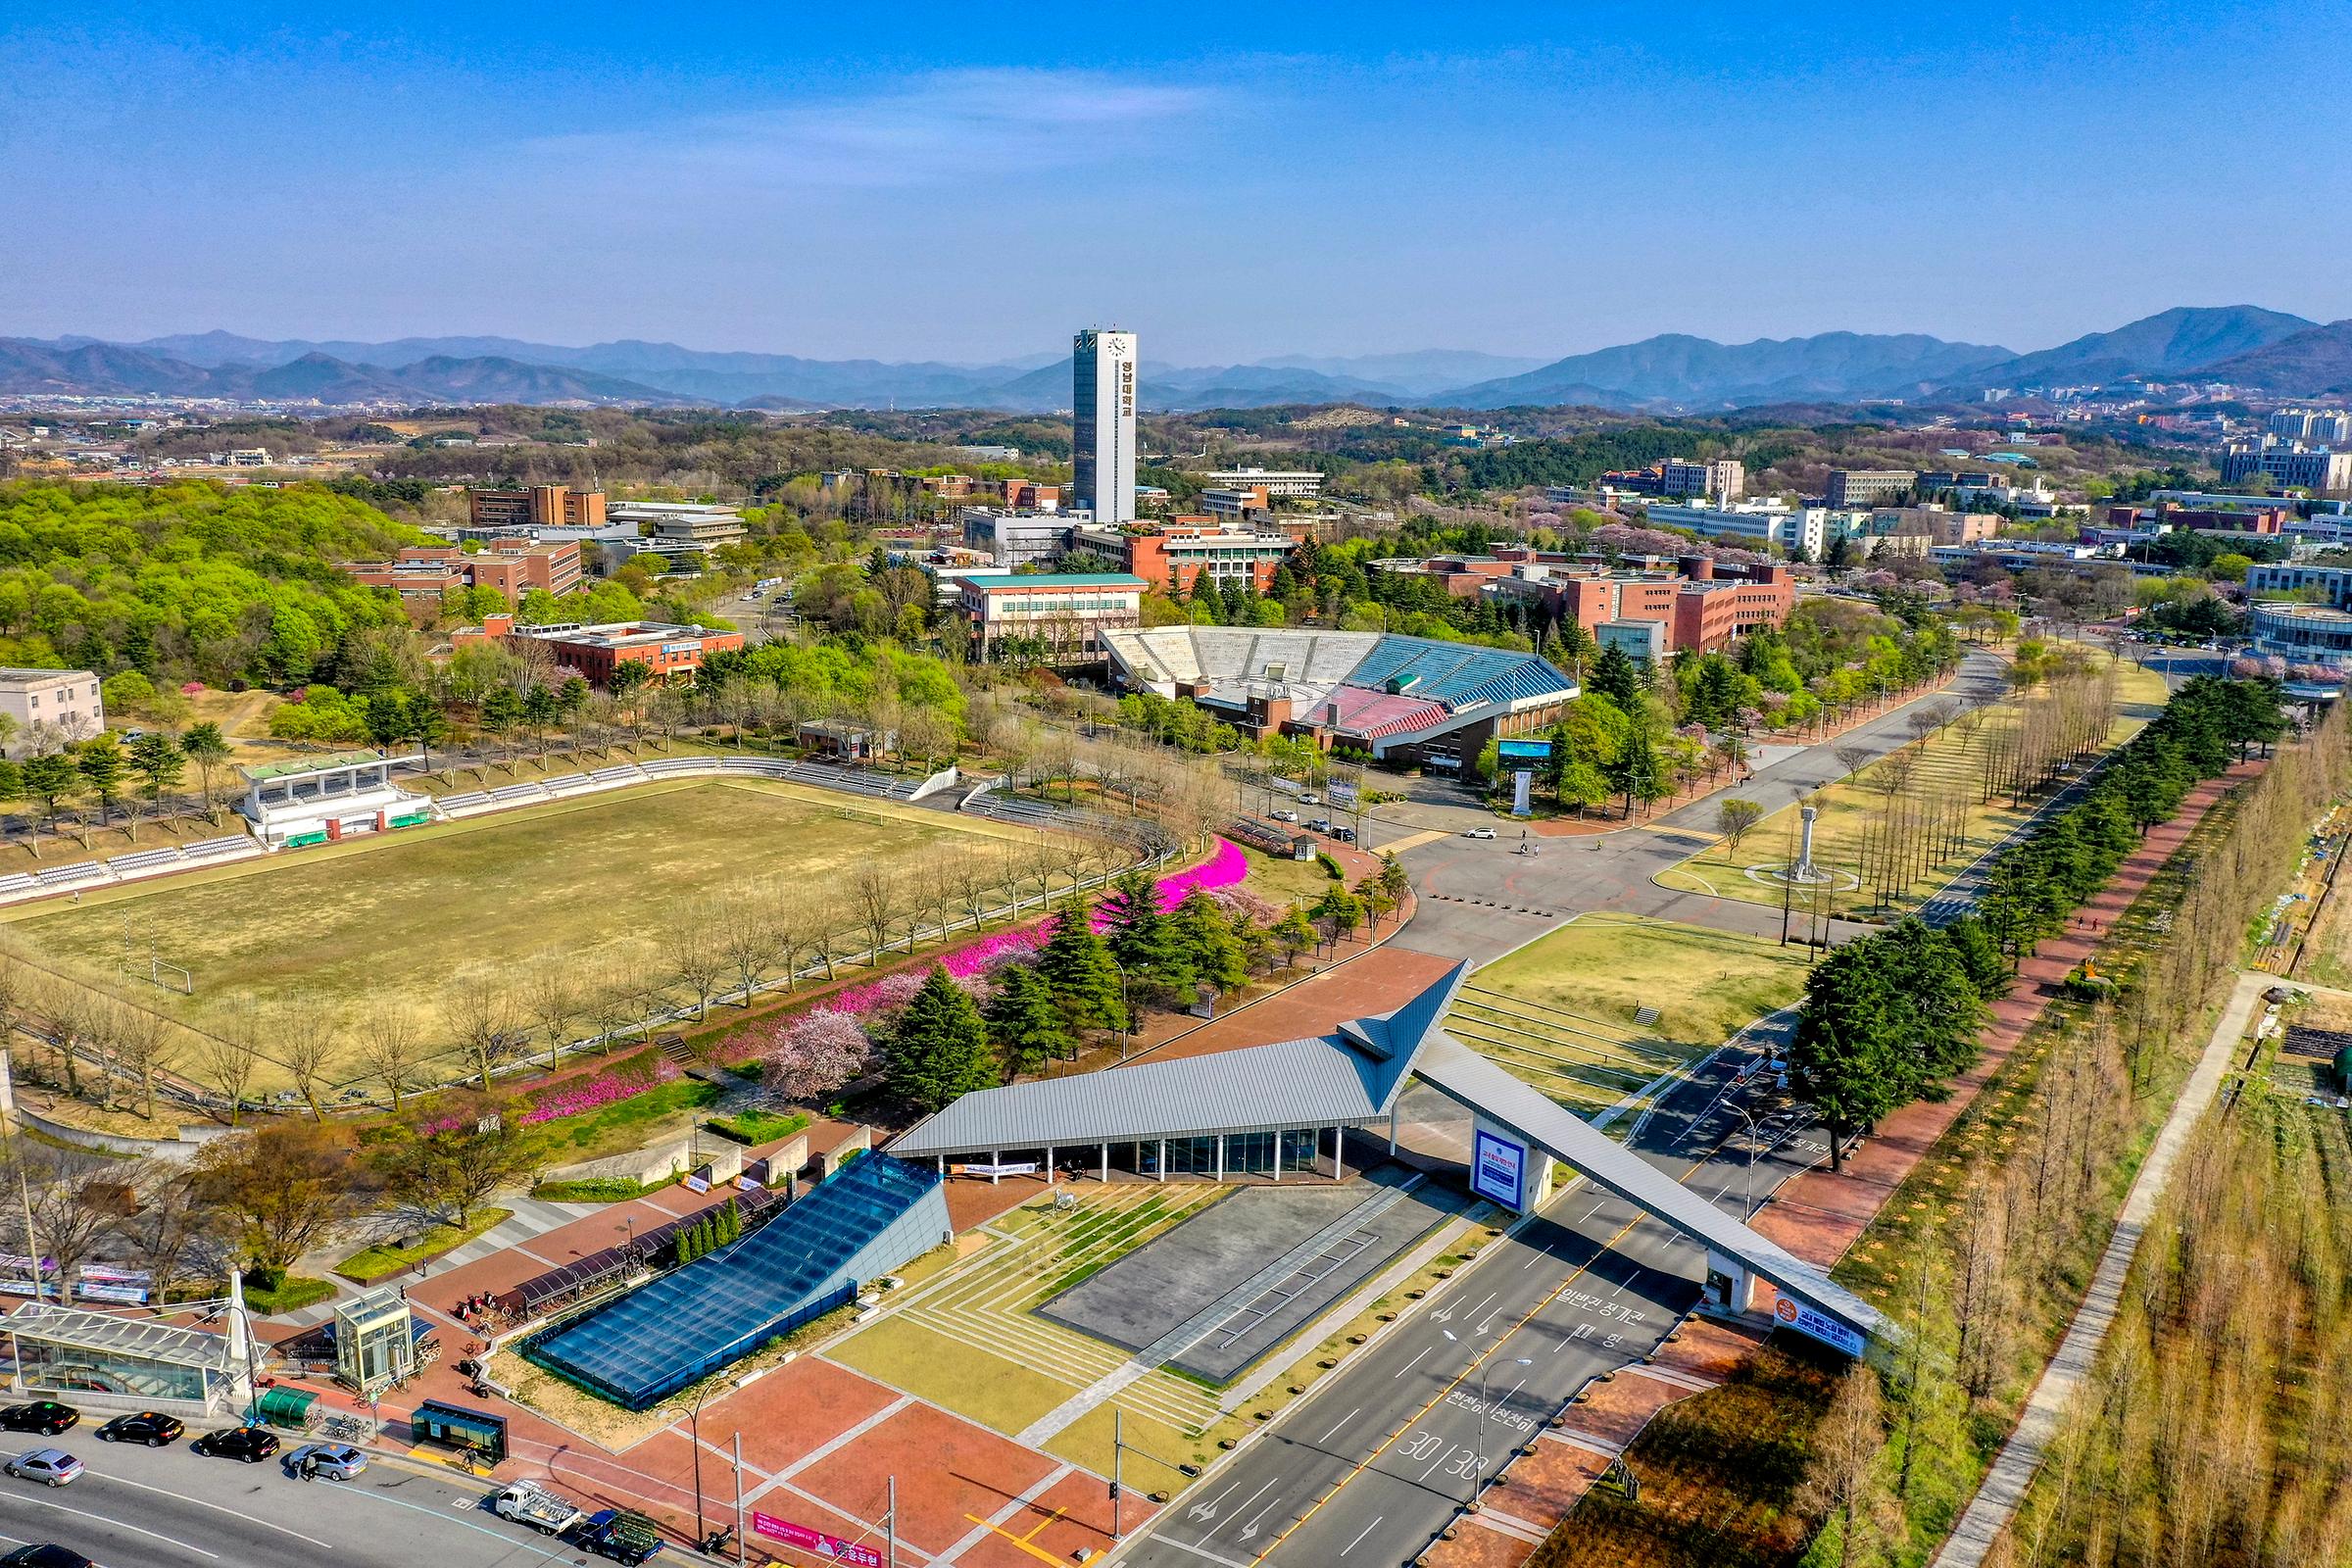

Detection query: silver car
xmin=4 ymin=1450 xmax=82 ymax=1488
xmin=286 ymin=1442 xmax=368 ymax=1481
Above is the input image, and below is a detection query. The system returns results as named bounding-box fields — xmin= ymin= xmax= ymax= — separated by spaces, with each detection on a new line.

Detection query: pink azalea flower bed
xmin=518 ymin=1059 xmax=682 ymax=1125
xmin=819 ymin=837 xmax=1250 ymax=1020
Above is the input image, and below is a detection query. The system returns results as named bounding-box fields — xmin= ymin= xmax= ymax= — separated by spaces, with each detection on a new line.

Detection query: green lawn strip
xmin=705 ymin=1107 xmax=810 ymax=1145
xmin=532 ymin=1176 xmax=669 ymax=1202
xmin=243 ymin=1275 xmax=335 ymax=1315
xmin=826 ymin=1314 xmax=1072 ymax=1434
xmin=334 ymin=1207 xmax=512 ymax=1284
xmin=533 ymin=1080 xmax=721 ymax=1161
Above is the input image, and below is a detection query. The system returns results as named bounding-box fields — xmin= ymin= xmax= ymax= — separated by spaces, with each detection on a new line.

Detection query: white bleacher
xmin=589 ymin=764 xmax=645 ymax=784
xmin=106 ymin=848 xmax=184 ymax=875
xmin=33 ymin=860 xmax=106 ymax=886
xmin=182 ymin=835 xmax=254 ymax=860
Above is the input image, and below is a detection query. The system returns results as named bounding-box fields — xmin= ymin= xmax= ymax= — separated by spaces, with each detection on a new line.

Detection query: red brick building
xmin=1087 ymin=520 xmax=1298 ymax=593
xmin=350 ymin=538 xmax=582 ymax=606
xmin=521 ymin=621 xmax=746 ymax=685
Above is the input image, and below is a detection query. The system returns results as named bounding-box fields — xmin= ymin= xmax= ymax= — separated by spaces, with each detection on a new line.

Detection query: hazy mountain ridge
xmin=10 ymin=306 xmax=2348 ymax=411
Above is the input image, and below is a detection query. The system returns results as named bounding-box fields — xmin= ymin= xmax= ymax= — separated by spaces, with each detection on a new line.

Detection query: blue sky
xmin=5 ymin=2 xmax=2349 ymax=364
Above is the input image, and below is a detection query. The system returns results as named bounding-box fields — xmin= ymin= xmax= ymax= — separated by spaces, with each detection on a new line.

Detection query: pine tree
xmin=1590 ymin=642 xmax=1644 ymax=715
xmin=1099 ymin=870 xmax=1193 ymax=995
xmin=1036 ymin=911 xmax=1128 ymax=1033
xmin=888 ymin=966 xmax=998 ymax=1112
xmin=1273 ymin=906 xmax=1315 ymax=965
xmin=1168 ymin=889 xmax=1247 ymax=998
xmin=985 ymin=964 xmax=1070 ymax=1077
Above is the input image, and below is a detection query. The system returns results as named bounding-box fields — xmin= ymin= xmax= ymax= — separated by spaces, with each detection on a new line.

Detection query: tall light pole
xmin=1106 ymin=956 xmax=1133 ymax=1061
xmin=1730 ymin=1103 xmax=1764 ymax=1218
xmin=1476 ymin=1356 xmax=1533 ymax=1503
xmin=659 ymin=1382 xmax=717 ymax=1547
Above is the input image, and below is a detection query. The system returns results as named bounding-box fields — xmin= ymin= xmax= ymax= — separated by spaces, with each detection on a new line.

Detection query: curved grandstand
xmin=1101 ymin=626 xmax=1578 ymax=760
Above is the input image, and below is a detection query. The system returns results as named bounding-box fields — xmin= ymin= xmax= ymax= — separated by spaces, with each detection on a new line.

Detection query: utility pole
xmin=733 ymin=1431 xmax=745 ymax=1568
xmin=887 ymin=1475 xmax=898 ymax=1568
xmin=1112 ymin=1405 xmax=1124 ymax=1539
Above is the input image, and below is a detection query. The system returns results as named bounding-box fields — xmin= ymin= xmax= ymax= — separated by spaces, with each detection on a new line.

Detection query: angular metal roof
xmin=1411 ymin=1036 xmax=1886 ymax=1339
xmin=889 ymin=964 xmax=1469 ymax=1158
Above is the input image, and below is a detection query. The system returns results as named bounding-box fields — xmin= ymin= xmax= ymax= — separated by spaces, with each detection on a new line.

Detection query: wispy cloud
xmin=522 ymin=69 xmax=1213 ymax=192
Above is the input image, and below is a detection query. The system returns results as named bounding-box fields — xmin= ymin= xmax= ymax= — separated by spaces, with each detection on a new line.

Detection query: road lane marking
xmin=88 ymin=1471 xmax=335 ymax=1549
xmin=1318 ymin=1406 xmax=1361 ymax=1444
xmin=1213 ymin=1477 xmax=1279 ymax=1540
xmin=1340 ymin=1515 xmax=1384 ymax=1554
xmin=0 ymin=1492 xmax=219 ymax=1559
xmin=314 ymin=1482 xmax=581 ymax=1564
xmin=1392 ymin=1345 xmax=1433 ymax=1380
xmin=1250 ymin=1212 xmax=1645 ymax=1562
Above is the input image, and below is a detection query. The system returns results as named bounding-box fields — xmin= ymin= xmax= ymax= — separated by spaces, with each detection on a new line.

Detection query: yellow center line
xmin=963 ymin=1512 xmax=1071 ymax=1566
xmin=1250 ymin=1213 xmax=1644 ymax=1563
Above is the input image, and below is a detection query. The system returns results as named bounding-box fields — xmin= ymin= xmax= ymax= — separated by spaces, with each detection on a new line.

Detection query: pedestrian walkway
xmin=1930 ymin=969 xmax=2266 ymax=1568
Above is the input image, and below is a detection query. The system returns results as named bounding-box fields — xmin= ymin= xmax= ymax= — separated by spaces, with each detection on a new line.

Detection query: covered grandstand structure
xmin=1100 ymin=627 xmax=1577 ymax=761
xmin=890 ymin=964 xmax=1886 ymax=1351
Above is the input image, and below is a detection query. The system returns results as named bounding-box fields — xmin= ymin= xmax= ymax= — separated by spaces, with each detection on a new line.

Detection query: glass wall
xmin=14 ymin=1336 xmax=212 ymax=1403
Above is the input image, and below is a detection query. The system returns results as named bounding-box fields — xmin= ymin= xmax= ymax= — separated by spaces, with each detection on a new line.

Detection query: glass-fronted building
xmin=4 ymin=1303 xmax=243 ymax=1412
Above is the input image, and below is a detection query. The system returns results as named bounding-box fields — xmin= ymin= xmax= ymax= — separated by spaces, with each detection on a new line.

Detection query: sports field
xmin=1453 ymin=915 xmax=1813 ymax=1110
xmin=2 ymin=777 xmax=1034 ymax=1088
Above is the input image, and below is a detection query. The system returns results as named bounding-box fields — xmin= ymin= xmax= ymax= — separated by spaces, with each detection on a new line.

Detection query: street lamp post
xmin=1730 ymin=1103 xmax=1764 ymax=1218
xmin=659 ymin=1382 xmax=718 ymax=1548
xmin=1476 ymin=1356 xmax=1534 ymax=1504
xmin=1106 ymin=956 xmax=1133 ymax=1061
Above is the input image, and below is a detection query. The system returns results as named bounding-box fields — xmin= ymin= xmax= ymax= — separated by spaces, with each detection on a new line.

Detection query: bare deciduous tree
xmin=355 ymin=1004 xmax=430 ymax=1110
xmin=443 ymin=973 xmax=526 ymax=1092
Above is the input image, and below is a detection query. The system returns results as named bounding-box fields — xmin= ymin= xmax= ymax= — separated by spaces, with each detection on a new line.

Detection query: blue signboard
xmin=1496 ymin=740 xmax=1552 ymax=762
xmin=1471 ymin=1130 xmax=1527 ymax=1208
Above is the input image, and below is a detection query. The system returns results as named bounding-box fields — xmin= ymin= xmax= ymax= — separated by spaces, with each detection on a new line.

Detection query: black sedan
xmin=190 ymin=1425 xmax=279 ymax=1463
xmin=2 ymin=1546 xmax=98 ymax=1568
xmin=0 ymin=1404 xmax=77 ymax=1438
xmin=96 ymin=1411 xmax=184 ymax=1446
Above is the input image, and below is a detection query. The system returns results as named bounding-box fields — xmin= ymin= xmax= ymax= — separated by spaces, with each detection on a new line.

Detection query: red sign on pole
xmin=752 ymin=1511 xmax=884 ymax=1567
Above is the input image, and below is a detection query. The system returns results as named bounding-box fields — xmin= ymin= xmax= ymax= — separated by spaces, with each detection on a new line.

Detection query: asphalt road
xmin=1113 ymin=1044 xmax=1832 ymax=1568
xmin=0 ymin=1439 xmax=598 ymax=1568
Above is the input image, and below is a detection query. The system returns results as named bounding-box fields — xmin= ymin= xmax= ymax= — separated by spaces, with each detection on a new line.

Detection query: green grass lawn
xmin=242 ymin=1275 xmax=334 ymax=1315
xmin=1464 ymin=915 xmax=1813 ymax=1100
xmin=2 ymin=777 xmax=1030 ymax=1090
xmin=334 ymin=1206 xmax=512 ymax=1284
xmin=706 ymin=1107 xmax=809 ymax=1145
xmin=827 ymin=1313 xmax=1076 ymax=1434
xmin=535 ymin=1079 xmax=721 ymax=1161
xmin=1241 ymin=845 xmax=1342 ymax=907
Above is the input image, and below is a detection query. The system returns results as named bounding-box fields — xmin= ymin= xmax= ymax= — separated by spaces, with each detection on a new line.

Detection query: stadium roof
xmin=1100 ymin=627 xmax=1576 ymax=751
xmin=890 ymin=963 xmax=1466 ymax=1158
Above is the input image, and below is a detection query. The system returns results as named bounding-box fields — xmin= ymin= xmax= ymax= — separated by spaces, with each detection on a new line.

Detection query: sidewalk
xmin=1930 ymin=970 xmax=2265 ymax=1568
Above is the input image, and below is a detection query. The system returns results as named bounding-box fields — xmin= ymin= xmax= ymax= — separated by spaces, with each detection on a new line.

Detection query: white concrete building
xmin=959 ymin=507 xmax=1071 ymax=566
xmin=1644 ymin=503 xmax=1829 ymax=561
xmin=1200 ymin=467 xmax=1324 ymax=499
xmin=0 ymin=668 xmax=103 ymax=755
xmin=1073 ymin=328 xmax=1138 ymax=525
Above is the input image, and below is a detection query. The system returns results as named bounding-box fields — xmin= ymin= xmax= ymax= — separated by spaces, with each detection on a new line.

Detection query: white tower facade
xmin=1072 ymin=328 xmax=1137 ymax=525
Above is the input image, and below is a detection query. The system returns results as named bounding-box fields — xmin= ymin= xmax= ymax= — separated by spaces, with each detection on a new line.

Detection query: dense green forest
xmin=0 ymin=481 xmax=423 ymax=686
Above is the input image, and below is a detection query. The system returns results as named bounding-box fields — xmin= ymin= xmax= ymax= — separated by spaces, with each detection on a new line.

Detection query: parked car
xmin=96 ymin=1411 xmax=183 ymax=1446
xmin=0 ymin=1404 xmax=77 ymax=1438
xmin=1269 ymin=809 xmax=1298 ymax=823
xmin=1298 ymin=793 xmax=1321 ymax=806
xmin=191 ymin=1426 xmax=279 ymax=1463
xmin=3 ymin=1451 xmax=82 ymax=1488
xmin=1462 ymin=827 xmax=1497 ymax=840
xmin=0 ymin=1544 xmax=97 ymax=1567
xmin=1330 ymin=825 xmax=1356 ymax=843
xmin=286 ymin=1443 xmax=368 ymax=1481
xmin=1305 ymin=818 xmax=1333 ymax=833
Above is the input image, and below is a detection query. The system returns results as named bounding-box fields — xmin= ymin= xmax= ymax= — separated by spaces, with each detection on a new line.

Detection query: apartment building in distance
xmin=0 ymin=668 xmax=103 ymax=754
xmin=958 ymin=572 xmax=1148 ymax=662
xmin=2219 ymin=439 xmax=2352 ymax=494
xmin=1824 ymin=468 xmax=1919 ymax=508
xmin=2267 ymin=409 xmax=2352 ymax=445
xmin=1071 ymin=519 xmax=1298 ymax=593
xmin=1199 ymin=467 xmax=1325 ymax=500
xmin=1376 ymin=548 xmax=1794 ymax=658
xmin=468 ymin=485 xmax=608 ymax=530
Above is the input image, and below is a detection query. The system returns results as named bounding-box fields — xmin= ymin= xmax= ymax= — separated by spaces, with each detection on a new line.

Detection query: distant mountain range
xmin=7 ymin=307 xmax=2349 ymax=413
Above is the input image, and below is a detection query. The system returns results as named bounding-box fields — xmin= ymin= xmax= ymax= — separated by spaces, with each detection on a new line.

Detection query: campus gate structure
xmin=888 ymin=962 xmax=1885 ymax=1350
